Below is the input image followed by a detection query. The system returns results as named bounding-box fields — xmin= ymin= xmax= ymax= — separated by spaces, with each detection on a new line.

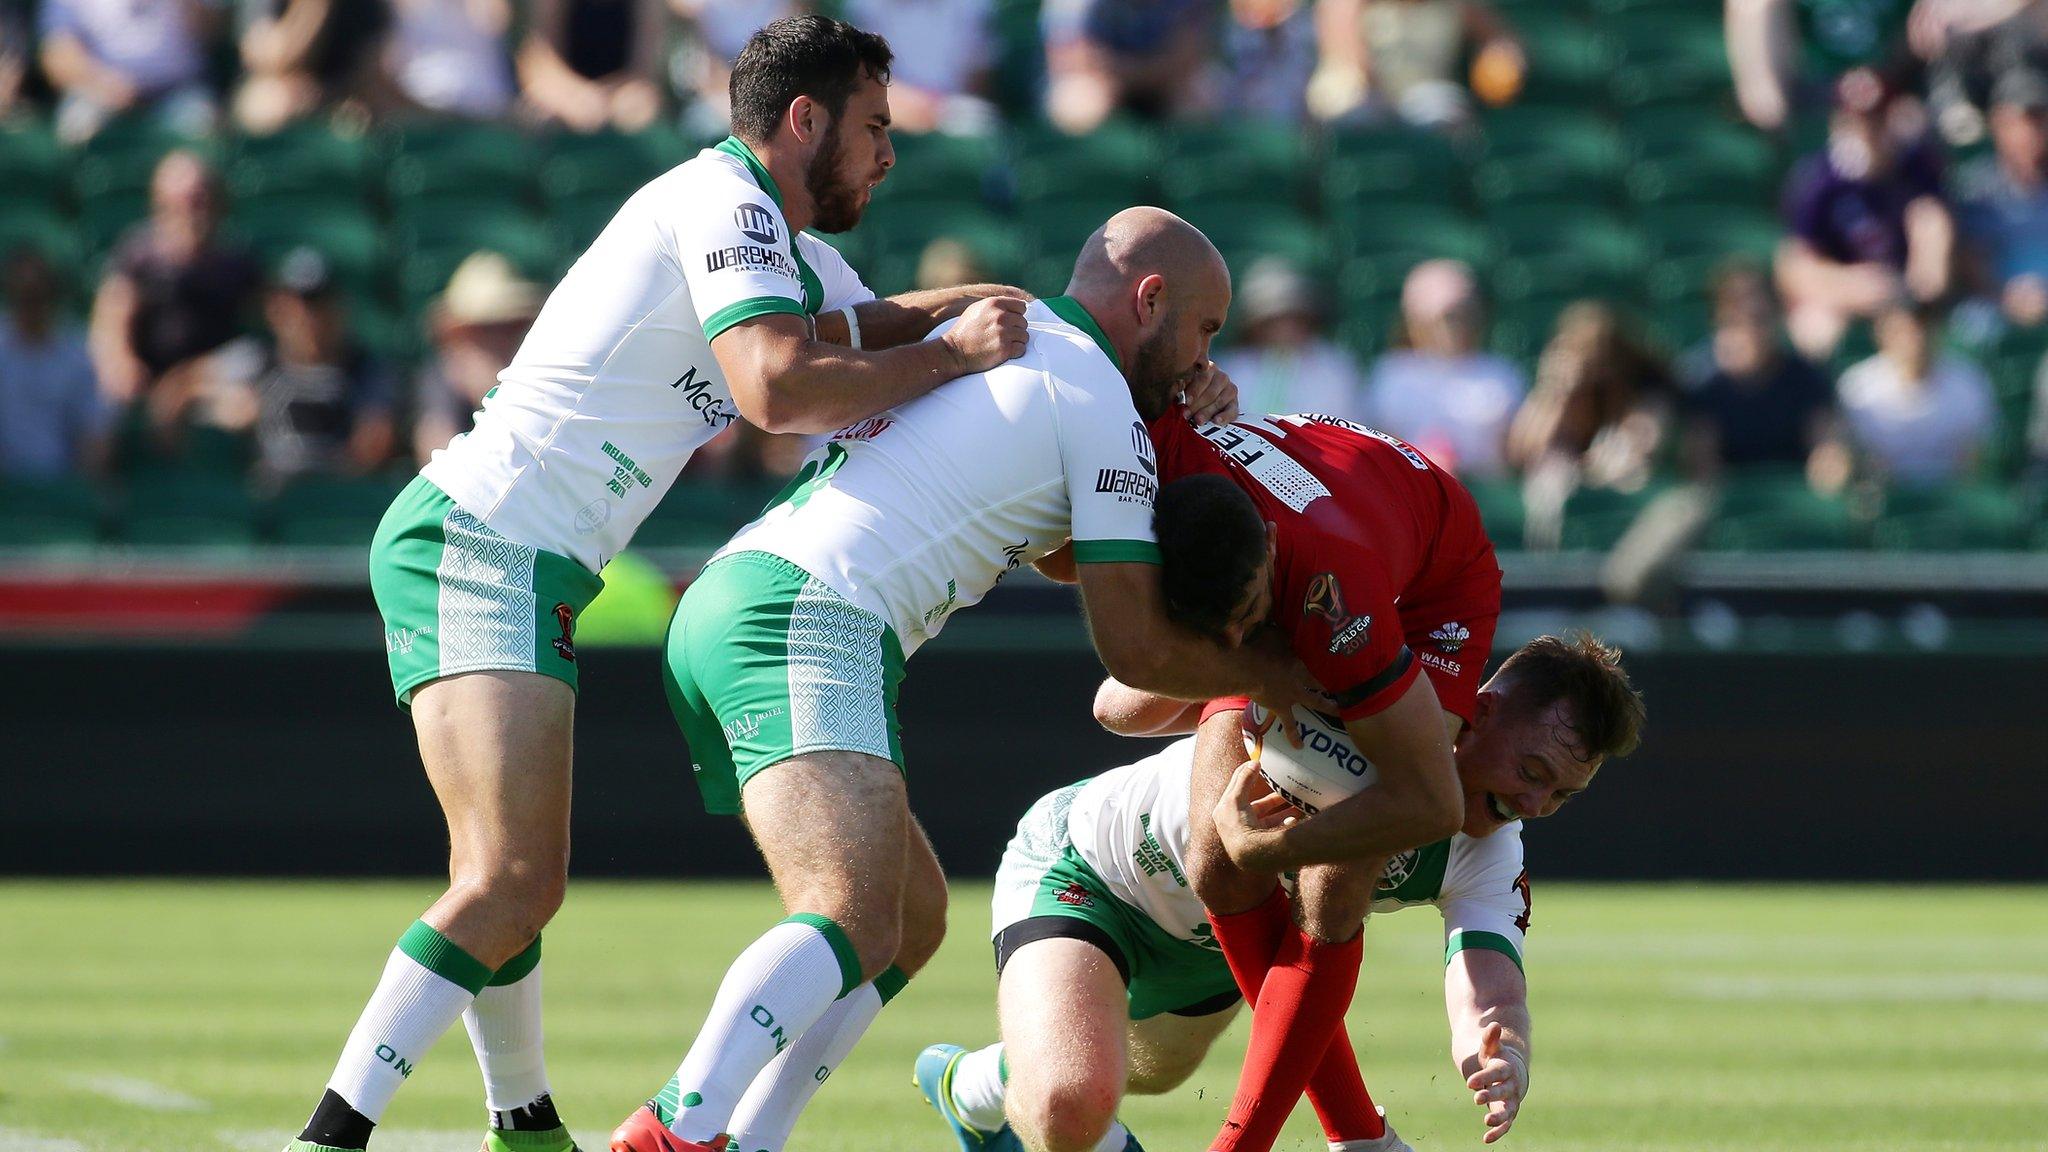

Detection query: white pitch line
xmin=1675 ymin=974 xmax=2048 ymax=1002
xmin=0 ymin=1126 xmax=89 ymax=1152
xmin=224 ymin=1128 xmax=477 ymax=1152
xmin=57 ymin=1073 xmax=207 ymax=1112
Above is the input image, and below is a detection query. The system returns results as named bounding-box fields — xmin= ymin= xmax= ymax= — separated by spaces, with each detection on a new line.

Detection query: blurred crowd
xmin=1 ymin=0 xmax=2046 ymax=561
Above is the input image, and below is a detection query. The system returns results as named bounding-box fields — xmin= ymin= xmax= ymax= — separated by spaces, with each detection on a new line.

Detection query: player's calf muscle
xmin=745 ymin=750 xmax=912 ymax=979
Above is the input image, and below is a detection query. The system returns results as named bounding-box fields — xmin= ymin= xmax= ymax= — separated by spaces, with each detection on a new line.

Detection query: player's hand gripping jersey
xmin=716 ymin=297 xmax=1160 ymax=657
xmin=1147 ymin=411 xmax=1504 ymax=724
xmin=421 ymin=137 xmax=873 ymax=573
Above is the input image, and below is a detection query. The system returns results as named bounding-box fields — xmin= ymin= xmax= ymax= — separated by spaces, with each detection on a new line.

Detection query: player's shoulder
xmin=1446 ymin=824 xmax=1526 ymax=887
xmin=644 ymin=149 xmax=788 ymax=227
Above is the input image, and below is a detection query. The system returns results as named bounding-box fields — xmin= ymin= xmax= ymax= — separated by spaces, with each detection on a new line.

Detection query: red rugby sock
xmin=1211 ymin=928 xmax=1363 ymax=1152
xmin=1207 ymin=886 xmax=1292 ymax=1004
xmin=1306 ymin=1026 xmax=1387 ymax=1141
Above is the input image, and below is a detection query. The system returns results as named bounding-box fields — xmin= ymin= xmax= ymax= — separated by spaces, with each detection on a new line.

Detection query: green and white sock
xmin=326 ymin=920 xmax=491 ymax=1125
xmin=728 ymin=967 xmax=909 ymax=1152
xmin=464 ymin=936 xmax=555 ymax=1125
xmin=654 ymin=914 xmax=863 ymax=1143
xmin=948 ymin=1043 xmax=1008 ymax=1133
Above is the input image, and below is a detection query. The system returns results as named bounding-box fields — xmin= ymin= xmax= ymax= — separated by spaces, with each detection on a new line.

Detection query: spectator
xmin=232 ymin=0 xmax=393 ymax=135
xmin=0 ymin=247 xmax=107 ymax=482
xmin=1041 ymin=0 xmax=1213 ymax=134
xmin=1912 ymin=0 xmax=2048 ymax=145
xmin=843 ymin=0 xmax=997 ymax=134
xmin=1956 ymin=67 xmax=2048 ymax=326
xmin=1362 ymin=259 xmax=1526 ymax=478
xmin=517 ymin=0 xmax=669 ymax=133
xmin=1307 ymin=0 xmax=1525 ymax=132
xmin=37 ymin=0 xmax=223 ymax=143
xmin=1777 ymin=67 xmax=1954 ymax=359
xmin=88 ymin=150 xmax=263 ymax=456
xmin=1218 ymin=0 xmax=1319 ymax=123
xmin=1837 ymin=302 xmax=1996 ymax=484
xmin=1677 ymin=261 xmax=1853 ymax=491
xmin=669 ymin=0 xmax=800 ymax=136
xmin=1728 ymin=0 xmax=1915 ymax=132
xmin=0 ymin=7 xmax=30 ymax=123
xmin=212 ymin=248 xmax=396 ymax=482
xmin=1510 ymin=303 xmax=1675 ymax=547
xmin=412 ymin=251 xmax=541 ymax=465
xmin=381 ymin=0 xmax=516 ymax=119
xmin=1215 ymin=258 xmax=1367 ymax=419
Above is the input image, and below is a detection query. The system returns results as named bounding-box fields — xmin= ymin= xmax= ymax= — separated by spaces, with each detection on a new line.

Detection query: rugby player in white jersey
xmin=279 ymin=17 xmax=1216 ymax=1152
xmin=607 ymin=208 xmax=1321 ymax=1152
xmin=914 ymin=612 xmax=1644 ymax=1152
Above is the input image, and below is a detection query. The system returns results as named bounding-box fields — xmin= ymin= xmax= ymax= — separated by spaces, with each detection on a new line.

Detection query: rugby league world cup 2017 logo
xmin=1303 ymin=572 xmax=1371 ymax=656
xmin=551 ymin=603 xmax=576 ymax=663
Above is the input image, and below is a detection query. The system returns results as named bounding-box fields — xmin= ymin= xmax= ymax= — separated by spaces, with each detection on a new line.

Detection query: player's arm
xmin=1077 ymin=563 xmax=1314 ymax=708
xmin=1447 ymin=950 xmax=1532 ymax=1143
xmin=1214 ymin=668 xmax=1461 ymax=870
xmin=709 ymin=302 xmax=1025 ymax=434
xmin=1093 ymin=676 xmax=1206 ymax=737
xmin=813 ymin=284 xmax=1033 ymax=351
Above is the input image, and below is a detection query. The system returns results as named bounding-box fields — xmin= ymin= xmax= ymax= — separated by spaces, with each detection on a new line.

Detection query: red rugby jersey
xmin=1149 ymin=410 xmax=1501 ymax=721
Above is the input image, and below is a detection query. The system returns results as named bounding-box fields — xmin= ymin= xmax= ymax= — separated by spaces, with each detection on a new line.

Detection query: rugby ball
xmin=1242 ymin=703 xmax=1378 ymax=815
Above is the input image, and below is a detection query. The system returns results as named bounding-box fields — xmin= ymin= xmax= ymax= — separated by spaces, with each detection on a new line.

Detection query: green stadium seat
xmin=1492 ymin=252 xmax=1641 ymax=309
xmin=1018 ymin=196 xmax=1136 ymax=262
xmin=990 ymin=0 xmax=1046 ymax=116
xmin=267 ymin=474 xmax=408 ymax=545
xmin=545 ymin=190 xmax=629 ymax=257
xmin=1010 ymin=119 xmax=1163 ymax=204
xmin=1637 ymin=205 xmax=1782 ymax=263
xmin=0 ymin=204 xmax=83 ymax=275
xmin=866 ymin=204 xmax=1029 ymax=284
xmin=0 ymin=123 xmax=68 ymax=209
xmin=119 ymin=471 xmax=261 ymax=546
xmin=227 ymin=125 xmax=376 ymax=203
xmin=393 ymin=200 xmax=553 ymax=269
xmin=1174 ymin=201 xmax=1327 ymax=279
xmin=1489 ymin=207 xmax=1645 ymax=276
xmin=353 ymin=302 xmax=423 ymax=367
xmin=1558 ymin=482 xmax=1668 ymax=551
xmin=1459 ymin=477 xmax=1527 ymax=547
xmin=1161 ymin=122 xmax=1313 ymax=205
xmin=1321 ymin=129 xmax=1468 ymax=208
xmin=539 ymin=126 xmax=693 ymax=202
xmin=1471 ymin=158 xmax=1623 ymax=211
xmin=1333 ymin=203 xmax=1490 ymax=265
xmin=229 ymin=200 xmax=386 ymax=300
xmin=1478 ymin=108 xmax=1625 ymax=182
xmin=869 ymin=131 xmax=1002 ymax=206
xmin=0 ymin=479 xmax=104 ymax=545
xmin=1872 ymin=485 xmax=2032 ymax=551
xmin=1700 ymin=470 xmax=1864 ymax=550
xmin=386 ymin=122 xmax=537 ymax=206
xmin=74 ymin=119 xmax=212 ymax=207
xmin=1606 ymin=13 xmax=1732 ymax=109
xmin=1505 ymin=12 xmax=1614 ymax=104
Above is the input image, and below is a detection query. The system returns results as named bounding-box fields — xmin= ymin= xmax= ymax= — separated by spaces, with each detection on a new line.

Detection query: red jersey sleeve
xmin=1281 ymin=536 xmax=1421 ymax=722
xmin=1200 ymin=696 xmax=1251 ymax=724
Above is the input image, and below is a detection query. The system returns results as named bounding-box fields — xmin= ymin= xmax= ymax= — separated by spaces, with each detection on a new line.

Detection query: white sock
xmin=1093 ymin=1120 xmax=1132 ymax=1152
xmin=326 ymin=920 xmax=490 ymax=1123
xmin=948 ymin=1043 xmax=1008 ymax=1133
xmin=464 ymin=938 xmax=551 ymax=1123
xmin=656 ymin=915 xmax=863 ymax=1142
xmin=728 ymin=965 xmax=903 ymax=1152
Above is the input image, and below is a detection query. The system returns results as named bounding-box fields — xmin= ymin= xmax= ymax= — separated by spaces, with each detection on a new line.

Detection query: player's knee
xmin=893 ymin=886 xmax=948 ymax=976
xmin=844 ymin=912 xmax=904 ymax=982
xmin=464 ymin=856 xmax=568 ymax=931
xmin=1012 ymin=1077 xmax=1119 ymax=1152
xmin=1187 ymin=847 xmax=1269 ymax=916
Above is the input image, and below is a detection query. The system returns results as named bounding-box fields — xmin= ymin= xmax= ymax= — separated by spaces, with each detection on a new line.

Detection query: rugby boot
xmin=608 ymin=1103 xmax=729 ymax=1152
xmin=914 ymin=1043 xmax=1006 ymax=1152
xmin=1327 ymin=1111 xmax=1413 ymax=1152
xmin=484 ymin=1125 xmax=582 ymax=1152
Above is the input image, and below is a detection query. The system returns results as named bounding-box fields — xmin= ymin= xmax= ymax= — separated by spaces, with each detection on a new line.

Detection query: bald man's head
xmin=1064 ymin=207 xmax=1232 ymax=420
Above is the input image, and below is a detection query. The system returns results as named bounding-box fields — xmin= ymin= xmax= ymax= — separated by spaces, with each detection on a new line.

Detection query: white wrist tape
xmin=840 ymin=305 xmax=862 ymax=350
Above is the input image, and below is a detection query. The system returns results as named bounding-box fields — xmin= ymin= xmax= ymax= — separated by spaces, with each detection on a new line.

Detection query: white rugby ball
xmin=1242 ymin=703 xmax=1378 ymax=815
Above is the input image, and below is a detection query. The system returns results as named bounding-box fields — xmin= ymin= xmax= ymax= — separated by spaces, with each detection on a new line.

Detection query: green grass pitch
xmin=1 ymin=881 xmax=2042 ymax=1151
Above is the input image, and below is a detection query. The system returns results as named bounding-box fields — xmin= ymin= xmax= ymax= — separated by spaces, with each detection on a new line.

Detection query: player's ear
xmin=1134 ymin=273 xmax=1167 ymax=329
xmin=787 ymin=95 xmax=823 ymax=146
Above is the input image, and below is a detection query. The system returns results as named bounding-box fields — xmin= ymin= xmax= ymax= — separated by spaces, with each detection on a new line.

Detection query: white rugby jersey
xmin=1065 ymin=739 xmax=1531 ymax=967
xmin=421 ymin=137 xmax=874 ymax=572
xmin=717 ymin=296 xmax=1162 ymax=656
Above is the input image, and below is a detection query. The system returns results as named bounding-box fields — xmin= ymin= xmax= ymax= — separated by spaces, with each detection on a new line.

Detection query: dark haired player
xmin=286 ymin=16 xmax=1048 ymax=1152
xmin=1138 ymin=409 xmax=1510 ymax=1152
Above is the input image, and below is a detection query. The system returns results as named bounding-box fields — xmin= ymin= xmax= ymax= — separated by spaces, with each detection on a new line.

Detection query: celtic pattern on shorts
xmin=785 ymin=575 xmax=893 ymax=761
xmin=436 ymin=508 xmax=540 ymax=673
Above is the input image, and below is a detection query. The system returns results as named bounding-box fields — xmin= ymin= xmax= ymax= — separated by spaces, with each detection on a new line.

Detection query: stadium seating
xmin=1698 ymin=471 xmax=1864 ymax=551
xmin=1872 ymin=485 xmax=2034 ymax=551
xmin=266 ymin=475 xmax=409 ymax=546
